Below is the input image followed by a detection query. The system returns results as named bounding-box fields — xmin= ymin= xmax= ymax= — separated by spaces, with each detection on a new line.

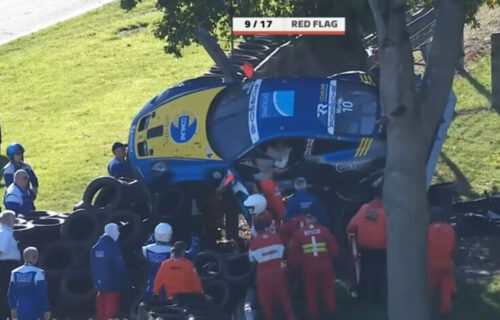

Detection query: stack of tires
xmin=12 ymin=176 xmax=154 ymax=319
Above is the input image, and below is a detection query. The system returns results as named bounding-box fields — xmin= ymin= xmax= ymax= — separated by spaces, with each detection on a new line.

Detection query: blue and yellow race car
xmin=128 ymin=71 xmax=386 ymax=195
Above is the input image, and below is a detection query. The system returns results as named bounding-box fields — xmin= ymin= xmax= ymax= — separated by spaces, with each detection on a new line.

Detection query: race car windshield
xmin=207 ymin=84 xmax=252 ymax=161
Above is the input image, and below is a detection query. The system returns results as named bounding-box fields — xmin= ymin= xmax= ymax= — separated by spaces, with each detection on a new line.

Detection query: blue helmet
xmin=6 ymin=143 xmax=25 ymax=159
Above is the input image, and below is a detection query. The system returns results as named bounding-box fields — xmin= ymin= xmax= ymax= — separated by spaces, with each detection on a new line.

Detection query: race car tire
xmin=82 ymin=176 xmax=127 ymax=211
xmin=28 ymin=216 xmax=65 ymax=248
xmin=39 ymin=242 xmax=79 ymax=277
xmin=194 ymin=251 xmax=223 ymax=279
xmin=58 ymin=269 xmax=97 ymax=307
xmin=222 ymin=254 xmax=256 ymax=285
xmin=60 ymin=210 xmax=101 ymax=248
xmin=201 ymin=279 xmax=231 ymax=312
xmin=102 ymin=210 xmax=142 ymax=248
xmin=19 ymin=210 xmax=57 ymax=221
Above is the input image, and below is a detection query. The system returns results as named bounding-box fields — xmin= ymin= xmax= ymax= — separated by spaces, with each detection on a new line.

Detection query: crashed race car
xmin=127 ymin=71 xmax=386 ymax=226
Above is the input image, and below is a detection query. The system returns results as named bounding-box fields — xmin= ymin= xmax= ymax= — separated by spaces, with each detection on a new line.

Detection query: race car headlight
xmin=151 ymin=162 xmax=168 ymax=177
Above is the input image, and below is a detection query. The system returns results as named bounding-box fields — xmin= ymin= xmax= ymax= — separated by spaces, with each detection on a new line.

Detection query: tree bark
xmin=368 ymin=0 xmax=466 ymax=319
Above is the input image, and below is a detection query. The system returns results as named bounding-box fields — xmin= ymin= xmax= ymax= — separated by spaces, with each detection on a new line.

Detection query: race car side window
xmin=138 ymin=114 xmax=151 ymax=131
xmin=310 ymin=139 xmax=358 ymax=156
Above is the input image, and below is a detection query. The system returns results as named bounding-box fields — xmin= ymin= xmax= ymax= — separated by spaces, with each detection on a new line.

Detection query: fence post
xmin=492 ymin=33 xmax=500 ymax=112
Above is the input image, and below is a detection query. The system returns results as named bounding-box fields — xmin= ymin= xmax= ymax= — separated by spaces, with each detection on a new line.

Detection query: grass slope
xmin=433 ymin=57 xmax=500 ymax=198
xmin=0 ymin=0 xmax=212 ymax=211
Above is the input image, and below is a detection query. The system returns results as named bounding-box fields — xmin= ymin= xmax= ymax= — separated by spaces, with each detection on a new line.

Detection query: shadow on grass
xmin=458 ymin=69 xmax=492 ymax=104
xmin=441 ymin=153 xmax=480 ymax=199
xmin=450 ymin=280 xmax=500 ymax=319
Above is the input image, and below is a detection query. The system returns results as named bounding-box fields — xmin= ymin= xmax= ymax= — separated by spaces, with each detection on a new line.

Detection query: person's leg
xmin=0 ymin=262 xmax=10 ymax=320
xmin=95 ymin=291 xmax=105 ymax=320
xmin=321 ymin=265 xmax=337 ymax=316
xmin=440 ymin=270 xmax=454 ymax=316
xmin=258 ymin=280 xmax=274 ymax=320
xmin=104 ymin=292 xmax=121 ymax=320
xmin=275 ymin=273 xmax=296 ymax=320
xmin=303 ymin=269 xmax=320 ymax=320
xmin=375 ymin=250 xmax=388 ymax=303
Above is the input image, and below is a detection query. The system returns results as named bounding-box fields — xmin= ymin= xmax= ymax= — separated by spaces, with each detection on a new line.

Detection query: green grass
xmin=0 ymin=0 xmax=212 ymax=212
xmin=433 ymin=56 xmax=500 ymax=198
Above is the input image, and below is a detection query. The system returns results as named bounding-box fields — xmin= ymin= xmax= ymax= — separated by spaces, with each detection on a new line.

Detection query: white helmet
xmin=154 ymin=223 xmax=173 ymax=243
xmin=244 ymin=194 xmax=267 ymax=215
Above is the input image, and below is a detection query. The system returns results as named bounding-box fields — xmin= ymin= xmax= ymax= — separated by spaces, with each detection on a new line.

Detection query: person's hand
xmin=44 ymin=311 xmax=51 ymax=320
xmin=11 ymin=309 xmax=17 ymax=320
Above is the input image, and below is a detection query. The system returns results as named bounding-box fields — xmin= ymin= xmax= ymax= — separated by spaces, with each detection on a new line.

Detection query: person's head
xmin=172 ymin=241 xmax=186 ymax=258
xmin=154 ymin=222 xmax=173 ymax=243
xmin=430 ymin=206 xmax=445 ymax=223
xmin=14 ymin=169 xmax=29 ymax=189
xmin=243 ymin=194 xmax=267 ymax=216
xmin=0 ymin=210 xmax=16 ymax=228
xmin=253 ymin=217 xmax=269 ymax=233
xmin=104 ymin=223 xmax=120 ymax=241
xmin=305 ymin=212 xmax=317 ymax=225
xmin=6 ymin=143 xmax=24 ymax=164
xmin=294 ymin=177 xmax=307 ymax=191
xmin=112 ymin=142 xmax=127 ymax=160
xmin=23 ymin=247 xmax=39 ymax=265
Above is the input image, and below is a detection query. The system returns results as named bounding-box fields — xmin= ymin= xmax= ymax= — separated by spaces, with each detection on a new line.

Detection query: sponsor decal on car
xmin=327 ymin=79 xmax=337 ymax=135
xmin=249 ymin=79 xmax=262 ymax=143
xmin=170 ymin=111 xmax=198 ymax=144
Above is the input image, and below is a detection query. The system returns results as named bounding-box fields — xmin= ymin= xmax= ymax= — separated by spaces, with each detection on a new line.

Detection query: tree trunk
xmin=369 ymin=0 xmax=466 ymax=319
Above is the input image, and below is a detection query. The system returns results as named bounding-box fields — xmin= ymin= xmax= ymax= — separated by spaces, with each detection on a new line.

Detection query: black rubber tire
xmin=222 ymin=254 xmax=255 ymax=285
xmin=58 ymin=269 xmax=97 ymax=308
xmin=194 ymin=251 xmax=223 ymax=279
xmin=102 ymin=210 xmax=142 ymax=248
xmin=60 ymin=210 xmax=101 ymax=248
xmin=19 ymin=210 xmax=57 ymax=221
xmin=428 ymin=182 xmax=457 ymax=215
xmin=231 ymin=48 xmax=268 ymax=58
xmin=73 ymin=200 xmax=90 ymax=211
xmin=201 ymin=279 xmax=231 ymax=312
xmin=172 ymin=294 xmax=218 ymax=316
xmin=27 ymin=216 xmax=65 ymax=249
xmin=82 ymin=176 xmax=127 ymax=211
xmin=15 ymin=217 xmax=27 ymax=225
xmin=39 ymin=242 xmax=79 ymax=277
xmin=13 ymin=223 xmax=37 ymax=250
xmin=125 ymin=178 xmax=154 ymax=219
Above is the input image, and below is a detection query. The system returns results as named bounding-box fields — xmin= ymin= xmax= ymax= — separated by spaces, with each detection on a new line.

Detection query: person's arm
xmin=186 ymin=235 xmax=200 ymax=260
xmin=35 ymin=270 xmax=50 ymax=316
xmin=153 ymin=262 xmax=166 ymax=296
xmin=7 ymin=273 xmax=17 ymax=314
xmin=26 ymin=165 xmax=39 ymax=189
xmin=4 ymin=194 xmax=21 ymax=213
xmin=189 ymin=265 xmax=203 ymax=294
xmin=3 ymin=172 xmax=14 ymax=188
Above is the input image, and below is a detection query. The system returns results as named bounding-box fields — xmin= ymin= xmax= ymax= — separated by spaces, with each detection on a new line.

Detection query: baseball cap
xmin=112 ymin=142 xmax=128 ymax=152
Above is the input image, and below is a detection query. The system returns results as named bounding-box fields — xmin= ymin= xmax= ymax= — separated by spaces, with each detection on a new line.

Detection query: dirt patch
xmin=117 ymin=24 xmax=148 ymax=37
xmin=463 ymin=5 xmax=500 ymax=67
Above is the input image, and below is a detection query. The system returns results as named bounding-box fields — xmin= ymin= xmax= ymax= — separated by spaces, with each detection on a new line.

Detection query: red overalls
xmin=249 ymin=231 xmax=296 ymax=320
xmin=290 ymin=223 xmax=338 ymax=320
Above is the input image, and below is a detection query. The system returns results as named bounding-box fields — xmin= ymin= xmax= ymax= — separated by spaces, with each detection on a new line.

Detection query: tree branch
xmin=420 ymin=0 xmax=466 ymax=140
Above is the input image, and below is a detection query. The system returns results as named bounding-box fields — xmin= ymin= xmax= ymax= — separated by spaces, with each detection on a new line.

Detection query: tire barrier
xmin=153 ymin=188 xmax=185 ymax=221
xmin=57 ymin=269 xmax=97 ymax=313
xmin=102 ymin=210 xmax=143 ymax=248
xmin=13 ymin=223 xmax=37 ymax=250
xmin=39 ymin=241 xmax=78 ymax=277
xmin=73 ymin=199 xmax=90 ymax=211
xmin=19 ymin=210 xmax=57 ymax=221
xmin=194 ymin=251 xmax=224 ymax=279
xmin=60 ymin=209 xmax=101 ymax=247
xmin=15 ymin=217 xmax=27 ymax=225
xmin=222 ymin=254 xmax=255 ymax=285
xmin=201 ymin=279 xmax=231 ymax=312
xmin=82 ymin=176 xmax=127 ymax=211
xmin=172 ymin=294 xmax=219 ymax=317
xmin=27 ymin=216 xmax=65 ymax=249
